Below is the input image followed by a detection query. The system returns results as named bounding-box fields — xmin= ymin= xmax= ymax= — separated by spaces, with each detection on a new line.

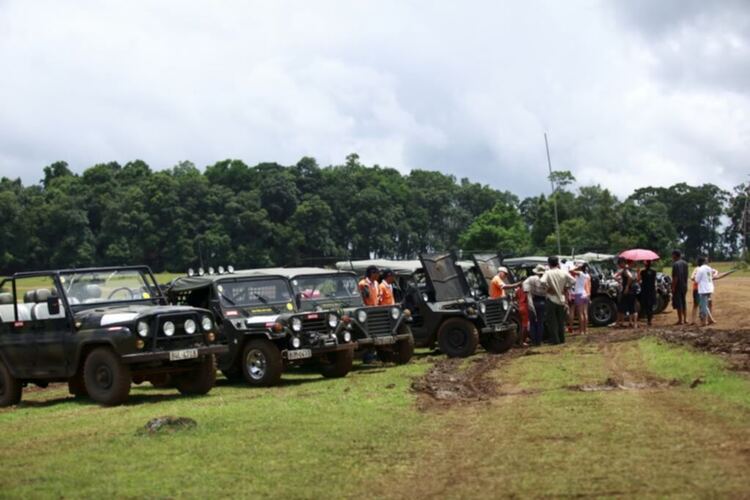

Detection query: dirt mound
xmin=655 ymin=327 xmax=750 ymax=372
xmin=411 ymin=354 xmax=507 ymax=410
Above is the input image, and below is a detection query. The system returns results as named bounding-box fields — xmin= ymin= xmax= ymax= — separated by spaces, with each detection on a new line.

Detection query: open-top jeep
xmin=0 ymin=266 xmax=225 ymax=407
xmin=337 ymin=254 xmax=516 ymax=358
xmin=267 ymin=267 xmax=414 ymax=364
xmin=166 ymin=269 xmax=356 ymax=386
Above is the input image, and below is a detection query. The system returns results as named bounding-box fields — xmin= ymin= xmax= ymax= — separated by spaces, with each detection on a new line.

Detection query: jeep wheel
xmin=68 ymin=371 xmax=88 ymax=398
xmin=437 ymin=318 xmax=479 ymax=358
xmin=320 ymin=349 xmax=354 ymax=378
xmin=0 ymin=360 xmax=22 ymax=407
xmin=590 ymin=296 xmax=616 ymax=327
xmin=242 ymin=339 xmax=283 ymax=387
xmin=393 ymin=338 xmax=414 ymax=364
xmin=481 ymin=329 xmax=516 ymax=354
xmin=83 ymin=348 xmax=131 ymax=406
xmin=654 ymin=295 xmax=669 ymax=314
xmin=174 ymin=355 xmax=216 ymax=396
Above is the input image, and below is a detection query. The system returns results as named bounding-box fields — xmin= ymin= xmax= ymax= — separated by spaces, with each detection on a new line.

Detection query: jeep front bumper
xmin=356 ymin=332 xmax=412 ymax=348
xmin=480 ymin=323 xmax=516 ymax=335
xmin=282 ymin=342 xmax=355 ymax=361
xmin=121 ymin=345 xmax=228 ymax=363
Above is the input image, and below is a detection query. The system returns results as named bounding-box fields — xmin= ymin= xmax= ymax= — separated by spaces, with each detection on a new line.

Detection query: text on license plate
xmin=373 ymin=336 xmax=396 ymax=345
xmin=287 ymin=349 xmax=312 ymax=360
xmin=169 ymin=349 xmax=198 ymax=361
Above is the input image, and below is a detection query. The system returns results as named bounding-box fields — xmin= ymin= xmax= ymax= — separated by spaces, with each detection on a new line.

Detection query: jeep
xmin=167 ymin=269 xmax=356 ymax=386
xmin=337 ymin=254 xmax=516 ymax=358
xmin=0 ymin=266 xmax=225 ymax=407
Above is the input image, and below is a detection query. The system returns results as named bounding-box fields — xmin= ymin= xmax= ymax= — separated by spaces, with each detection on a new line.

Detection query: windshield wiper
xmin=218 ymin=293 xmax=250 ymax=318
xmin=254 ymin=293 xmax=281 ymax=314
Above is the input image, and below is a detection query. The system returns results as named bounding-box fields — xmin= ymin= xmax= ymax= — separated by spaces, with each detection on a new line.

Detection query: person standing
xmin=358 ymin=265 xmax=381 ymax=306
xmin=639 ymin=261 xmax=657 ymax=326
xmin=523 ymin=265 xmax=547 ymax=346
xmin=490 ymin=267 xmax=516 ymax=298
xmin=615 ymin=258 xmax=638 ymax=329
xmin=378 ymin=269 xmax=396 ymax=306
xmin=541 ymin=256 xmax=575 ymax=345
xmin=694 ymin=257 xmax=715 ymax=326
xmin=671 ymin=250 xmax=689 ymax=325
xmin=573 ymin=263 xmax=591 ymax=335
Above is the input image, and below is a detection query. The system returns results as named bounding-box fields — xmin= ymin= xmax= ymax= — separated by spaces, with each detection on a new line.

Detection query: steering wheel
xmin=108 ymin=287 xmax=136 ymax=300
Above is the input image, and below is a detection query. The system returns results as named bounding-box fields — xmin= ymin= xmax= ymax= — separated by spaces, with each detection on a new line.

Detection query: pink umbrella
xmin=619 ymin=248 xmax=660 ymax=261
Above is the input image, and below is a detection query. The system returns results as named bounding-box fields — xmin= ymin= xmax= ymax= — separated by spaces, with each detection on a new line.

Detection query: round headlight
xmin=422 ymin=293 xmax=429 ymax=302
xmin=479 ymin=302 xmax=487 ymax=314
xmin=184 ymin=319 xmax=197 ymax=334
xmin=357 ymin=309 xmax=368 ymax=323
xmin=163 ymin=321 xmax=175 ymax=337
xmin=343 ymin=331 xmax=352 ymax=343
xmin=137 ymin=321 xmax=149 ymax=338
xmin=328 ymin=314 xmax=338 ymax=328
xmin=291 ymin=336 xmax=301 ymax=349
xmin=292 ymin=317 xmax=302 ymax=332
xmin=201 ymin=315 xmax=213 ymax=331
xmin=390 ymin=307 xmax=400 ymax=320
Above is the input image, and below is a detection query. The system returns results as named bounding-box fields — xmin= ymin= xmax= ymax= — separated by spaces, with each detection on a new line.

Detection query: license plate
xmin=287 ymin=349 xmax=312 ymax=360
xmin=373 ymin=336 xmax=396 ymax=345
xmin=169 ymin=349 xmax=198 ymax=361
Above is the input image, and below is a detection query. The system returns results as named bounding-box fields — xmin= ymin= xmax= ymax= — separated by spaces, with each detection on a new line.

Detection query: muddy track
xmin=654 ymin=327 xmax=750 ymax=372
xmin=410 ymin=349 xmax=528 ymax=410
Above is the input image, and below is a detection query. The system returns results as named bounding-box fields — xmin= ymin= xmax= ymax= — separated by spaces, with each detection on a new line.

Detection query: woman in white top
xmin=573 ymin=263 xmax=592 ymax=335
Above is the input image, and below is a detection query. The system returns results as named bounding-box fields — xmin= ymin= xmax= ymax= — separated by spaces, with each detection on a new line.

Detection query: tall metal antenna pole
xmin=544 ymin=132 xmax=562 ymax=255
xmin=742 ymin=179 xmax=750 ymax=259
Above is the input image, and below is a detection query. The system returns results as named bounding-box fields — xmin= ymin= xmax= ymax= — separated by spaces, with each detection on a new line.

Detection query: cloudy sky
xmin=0 ymin=0 xmax=748 ymax=197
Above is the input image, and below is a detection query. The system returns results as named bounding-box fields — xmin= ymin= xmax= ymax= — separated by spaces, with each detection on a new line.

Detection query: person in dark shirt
xmin=671 ymin=250 xmax=689 ymax=325
xmin=639 ymin=260 xmax=657 ymax=326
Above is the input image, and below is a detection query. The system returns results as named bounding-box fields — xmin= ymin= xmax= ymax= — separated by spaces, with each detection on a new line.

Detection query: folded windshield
xmin=216 ymin=278 xmax=292 ymax=308
xmin=61 ymin=269 xmax=158 ymax=305
xmin=291 ymin=275 xmax=360 ymax=301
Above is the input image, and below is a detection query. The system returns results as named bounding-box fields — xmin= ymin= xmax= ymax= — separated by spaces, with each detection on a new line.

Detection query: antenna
xmin=742 ymin=179 xmax=750 ymax=259
xmin=545 ymin=132 xmax=562 ymax=255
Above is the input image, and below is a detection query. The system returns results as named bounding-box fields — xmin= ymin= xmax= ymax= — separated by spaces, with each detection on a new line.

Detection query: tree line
xmin=0 ymin=153 xmax=746 ymax=274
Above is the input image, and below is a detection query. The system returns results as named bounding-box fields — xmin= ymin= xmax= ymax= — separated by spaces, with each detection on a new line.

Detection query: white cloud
xmin=0 ymin=0 xmax=748 ymax=198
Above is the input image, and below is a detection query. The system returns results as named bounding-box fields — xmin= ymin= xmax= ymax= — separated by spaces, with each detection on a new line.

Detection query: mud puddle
xmin=655 ymin=327 xmax=750 ymax=372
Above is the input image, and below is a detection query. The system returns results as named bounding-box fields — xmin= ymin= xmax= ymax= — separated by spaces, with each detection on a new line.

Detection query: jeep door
xmin=13 ymin=275 xmax=70 ymax=377
xmin=0 ymin=279 xmax=35 ymax=377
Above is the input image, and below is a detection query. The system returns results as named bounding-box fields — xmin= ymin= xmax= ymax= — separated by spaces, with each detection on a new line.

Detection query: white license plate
xmin=287 ymin=349 xmax=312 ymax=360
xmin=373 ymin=336 xmax=396 ymax=345
xmin=169 ymin=349 xmax=198 ymax=361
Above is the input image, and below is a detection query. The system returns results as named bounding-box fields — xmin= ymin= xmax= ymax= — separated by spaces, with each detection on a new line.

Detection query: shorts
xmin=574 ymin=294 xmax=590 ymax=306
xmin=672 ymin=289 xmax=687 ymax=311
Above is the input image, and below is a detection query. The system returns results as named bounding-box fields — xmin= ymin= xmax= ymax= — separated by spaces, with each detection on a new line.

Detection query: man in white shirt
xmin=541 ymin=256 xmax=576 ymax=344
xmin=694 ymin=256 xmax=717 ymax=326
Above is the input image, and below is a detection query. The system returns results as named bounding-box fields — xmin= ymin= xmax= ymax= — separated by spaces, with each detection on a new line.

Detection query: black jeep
xmin=274 ymin=267 xmax=414 ymax=364
xmin=0 ymin=266 xmax=225 ymax=407
xmin=337 ymin=254 xmax=516 ymax=358
xmin=166 ymin=270 xmax=356 ymax=386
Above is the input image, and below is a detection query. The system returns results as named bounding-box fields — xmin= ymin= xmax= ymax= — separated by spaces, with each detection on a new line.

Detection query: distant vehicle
xmin=337 ymin=254 xmax=516 ymax=358
xmin=0 ymin=266 xmax=225 ymax=407
xmin=263 ymin=267 xmax=414 ymax=364
xmin=167 ymin=269 xmax=357 ymax=386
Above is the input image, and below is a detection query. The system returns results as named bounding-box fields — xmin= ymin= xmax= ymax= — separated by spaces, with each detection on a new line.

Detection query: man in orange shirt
xmin=489 ymin=267 xmax=515 ymax=298
xmin=378 ymin=269 xmax=396 ymax=306
xmin=358 ymin=265 xmax=380 ymax=306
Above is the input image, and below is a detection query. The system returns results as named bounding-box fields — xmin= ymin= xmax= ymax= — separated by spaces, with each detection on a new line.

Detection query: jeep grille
xmin=153 ymin=313 xmax=204 ymax=350
xmin=366 ymin=308 xmax=392 ymax=337
xmin=482 ymin=299 xmax=505 ymax=326
xmin=301 ymin=314 xmax=328 ymax=333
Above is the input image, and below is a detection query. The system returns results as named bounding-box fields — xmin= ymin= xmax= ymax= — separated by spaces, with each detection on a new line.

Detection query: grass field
xmin=2 ymin=330 xmax=749 ymax=498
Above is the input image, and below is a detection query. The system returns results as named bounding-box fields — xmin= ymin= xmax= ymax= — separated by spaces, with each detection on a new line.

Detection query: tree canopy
xmin=0 ymin=157 xmax=742 ymax=274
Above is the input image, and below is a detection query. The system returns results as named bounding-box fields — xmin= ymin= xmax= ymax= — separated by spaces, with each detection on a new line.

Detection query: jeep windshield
xmin=61 ymin=269 xmax=160 ymax=307
xmin=291 ymin=274 xmax=361 ymax=309
xmin=216 ymin=278 xmax=292 ymax=310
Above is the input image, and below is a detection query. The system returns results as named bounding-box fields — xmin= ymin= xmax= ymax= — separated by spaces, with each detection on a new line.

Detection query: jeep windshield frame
xmin=290 ymin=272 xmax=363 ymax=310
xmin=58 ymin=267 xmax=164 ymax=311
xmin=213 ymin=276 xmax=294 ymax=310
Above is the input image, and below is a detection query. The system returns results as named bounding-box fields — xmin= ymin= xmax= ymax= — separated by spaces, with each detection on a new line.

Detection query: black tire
xmin=174 ymin=355 xmax=217 ymax=396
xmin=0 ymin=360 xmax=22 ymax=407
xmin=654 ymin=294 xmax=668 ymax=314
xmin=83 ymin=347 xmax=131 ymax=406
xmin=241 ymin=339 xmax=283 ymax=387
xmin=320 ymin=349 xmax=354 ymax=378
xmin=393 ymin=338 xmax=414 ymax=364
xmin=589 ymin=296 xmax=617 ymax=327
xmin=68 ymin=371 xmax=88 ymax=398
xmin=481 ymin=328 xmax=516 ymax=354
xmin=437 ymin=318 xmax=479 ymax=358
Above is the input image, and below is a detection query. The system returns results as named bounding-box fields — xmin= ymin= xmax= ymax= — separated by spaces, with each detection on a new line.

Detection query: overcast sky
xmin=1 ymin=0 xmax=748 ymax=198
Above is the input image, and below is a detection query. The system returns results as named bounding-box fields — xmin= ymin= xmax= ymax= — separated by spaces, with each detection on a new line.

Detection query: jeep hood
xmin=420 ymin=254 xmax=472 ymax=302
xmin=74 ymin=304 xmax=202 ymax=326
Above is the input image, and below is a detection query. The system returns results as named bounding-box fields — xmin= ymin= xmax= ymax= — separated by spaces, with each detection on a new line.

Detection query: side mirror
xmin=47 ymin=296 xmax=61 ymax=316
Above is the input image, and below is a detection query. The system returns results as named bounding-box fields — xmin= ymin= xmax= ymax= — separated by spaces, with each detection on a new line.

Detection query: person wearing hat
xmin=523 ymin=264 xmax=548 ymax=346
xmin=378 ymin=269 xmax=396 ymax=306
xmin=490 ymin=267 xmax=517 ymax=299
xmin=358 ymin=265 xmax=381 ymax=306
